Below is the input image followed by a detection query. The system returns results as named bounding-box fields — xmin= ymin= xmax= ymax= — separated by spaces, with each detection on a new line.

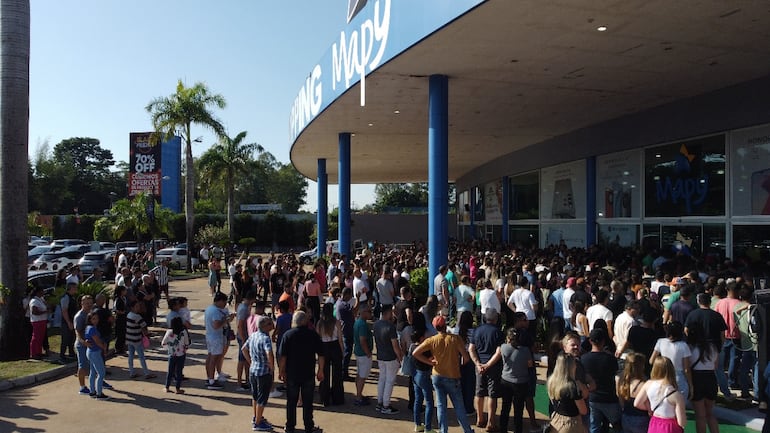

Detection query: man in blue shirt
xmin=242 ymin=316 xmax=275 ymax=431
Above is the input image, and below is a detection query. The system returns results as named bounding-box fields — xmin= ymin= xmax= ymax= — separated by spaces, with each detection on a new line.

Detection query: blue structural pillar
xmin=428 ymin=75 xmax=448 ymax=296
xmin=338 ymin=133 xmax=352 ymax=261
xmin=586 ymin=156 xmax=597 ymax=247
xmin=502 ymin=176 xmax=510 ymax=244
xmin=317 ymin=159 xmax=328 ymax=259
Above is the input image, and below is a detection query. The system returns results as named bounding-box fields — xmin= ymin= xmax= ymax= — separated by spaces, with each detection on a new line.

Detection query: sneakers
xmin=89 ymin=392 xmax=97 ymax=398
xmin=217 ymin=373 xmax=228 ymax=383
xmin=375 ymin=403 xmax=383 ymax=412
xmin=102 ymin=381 xmax=114 ymax=390
xmin=269 ymin=389 xmax=284 ymax=398
xmin=415 ymin=425 xmax=425 ymax=432
xmin=239 ymin=383 xmax=251 ymax=391
xmin=252 ymin=419 xmax=272 ymax=431
xmin=78 ymin=386 xmax=91 ymax=395
xmin=380 ymin=406 xmax=399 ymax=415
xmin=95 ymin=393 xmax=110 ymax=401
xmin=206 ymin=381 xmax=224 ymax=390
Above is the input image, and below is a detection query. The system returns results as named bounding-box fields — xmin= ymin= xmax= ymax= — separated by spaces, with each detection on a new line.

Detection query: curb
xmin=0 ymin=361 xmax=75 ymax=392
xmin=713 ymin=406 xmax=765 ymax=432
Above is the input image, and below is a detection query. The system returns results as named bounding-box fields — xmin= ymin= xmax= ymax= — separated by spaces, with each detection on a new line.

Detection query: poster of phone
xmin=730 ymin=125 xmax=770 ymax=216
xmin=597 ymin=150 xmax=641 ymax=218
xmin=540 ymin=160 xmax=586 ymax=220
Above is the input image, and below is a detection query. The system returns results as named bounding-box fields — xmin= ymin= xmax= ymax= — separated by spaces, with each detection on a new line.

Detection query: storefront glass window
xmin=730 ymin=125 xmax=770 ymax=216
xmin=509 ymin=172 xmax=539 ymax=220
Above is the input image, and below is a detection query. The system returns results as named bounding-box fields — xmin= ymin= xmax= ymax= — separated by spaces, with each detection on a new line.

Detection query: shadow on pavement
xmin=113 ymin=389 xmax=230 ymax=416
xmin=0 ymin=388 xmax=57 ymax=433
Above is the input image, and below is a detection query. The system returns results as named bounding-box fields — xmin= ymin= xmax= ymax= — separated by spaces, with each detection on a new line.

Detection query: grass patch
xmin=0 ymin=330 xmax=64 ymax=382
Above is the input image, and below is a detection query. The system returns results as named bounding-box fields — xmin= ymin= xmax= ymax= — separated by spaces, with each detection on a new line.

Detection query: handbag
xmin=226 ymin=328 xmax=236 ymax=341
xmin=142 ymin=334 xmax=150 ymax=349
xmin=401 ymin=343 xmax=417 ymax=376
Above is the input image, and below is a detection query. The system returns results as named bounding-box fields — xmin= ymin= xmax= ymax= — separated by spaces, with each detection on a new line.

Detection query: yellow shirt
xmin=423 ymin=333 xmax=465 ymax=379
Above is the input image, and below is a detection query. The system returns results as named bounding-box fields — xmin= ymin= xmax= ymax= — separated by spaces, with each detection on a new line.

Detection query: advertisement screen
xmin=730 ymin=125 xmax=770 ymax=216
xmin=128 ymin=132 xmax=162 ymax=197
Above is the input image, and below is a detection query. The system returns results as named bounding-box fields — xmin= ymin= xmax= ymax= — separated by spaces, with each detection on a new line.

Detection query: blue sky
xmin=29 ymin=0 xmax=375 ymax=211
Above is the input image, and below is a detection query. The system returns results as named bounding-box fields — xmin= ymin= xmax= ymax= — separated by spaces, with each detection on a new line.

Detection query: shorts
xmin=237 ymin=337 xmax=246 ymax=362
xmin=250 ymin=373 xmax=273 ymax=406
xmin=691 ymin=370 xmax=717 ymax=401
xmin=356 ymin=355 xmax=372 ymax=379
xmin=475 ymin=362 xmax=502 ymax=397
xmin=206 ymin=336 xmax=225 ymax=356
xmin=76 ymin=345 xmax=90 ymax=370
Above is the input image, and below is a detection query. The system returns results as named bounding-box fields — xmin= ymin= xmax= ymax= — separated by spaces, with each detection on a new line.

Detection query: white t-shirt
xmin=650 ymin=280 xmax=666 ymax=295
xmin=613 ymin=311 xmax=636 ymax=349
xmin=508 ymin=288 xmax=537 ymax=320
xmin=562 ymin=288 xmax=575 ymax=320
xmin=478 ymin=288 xmax=501 ymax=315
xmin=586 ymin=304 xmax=613 ymax=331
xmin=29 ymin=296 xmax=48 ymax=322
xmin=690 ymin=345 xmax=718 ymax=371
xmin=653 ymin=338 xmax=691 ymax=370
xmin=353 ymin=276 xmax=368 ymax=302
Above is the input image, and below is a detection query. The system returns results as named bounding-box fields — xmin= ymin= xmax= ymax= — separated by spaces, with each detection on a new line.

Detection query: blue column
xmin=469 ymin=190 xmax=475 ymax=241
xmin=317 ymin=159 xmax=327 ymax=259
xmin=428 ymin=75 xmax=448 ymax=297
xmin=586 ymin=156 xmax=597 ymax=247
xmin=338 ymin=133 xmax=351 ymax=261
xmin=502 ymin=176 xmax=510 ymax=244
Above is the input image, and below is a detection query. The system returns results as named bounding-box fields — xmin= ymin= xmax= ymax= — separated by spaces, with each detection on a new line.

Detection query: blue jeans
xmin=737 ymin=349 xmax=759 ymax=398
xmin=414 ymin=370 xmax=434 ymax=431
xmin=431 ymin=375 xmax=473 ymax=433
xmin=127 ymin=341 xmax=149 ymax=376
xmin=718 ymin=339 xmax=736 ymax=395
xmin=165 ymin=354 xmax=186 ymax=389
xmin=86 ymin=350 xmax=105 ymax=395
xmin=588 ymin=401 xmax=621 ymax=433
xmin=621 ymin=414 xmax=649 ymax=433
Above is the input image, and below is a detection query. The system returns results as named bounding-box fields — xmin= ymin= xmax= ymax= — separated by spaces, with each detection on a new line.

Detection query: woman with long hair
xmin=617 ymin=352 xmax=649 ymax=433
xmin=208 ymin=256 xmax=219 ymax=296
xmin=634 ymin=356 xmax=687 ymax=433
xmin=302 ymin=271 xmax=322 ymax=321
xmin=316 ymin=302 xmax=344 ymax=405
xmin=546 ymin=352 xmax=588 ymax=433
xmin=499 ymin=328 xmax=533 ymax=433
xmin=572 ymin=300 xmax=589 ymax=342
xmin=421 ymin=295 xmax=440 ymax=335
xmin=650 ymin=321 xmax=692 ymax=400
xmin=687 ymin=326 xmax=720 ymax=433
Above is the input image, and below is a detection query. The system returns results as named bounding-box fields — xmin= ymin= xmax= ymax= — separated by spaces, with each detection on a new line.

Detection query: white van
xmin=299 ymin=240 xmax=340 ymax=264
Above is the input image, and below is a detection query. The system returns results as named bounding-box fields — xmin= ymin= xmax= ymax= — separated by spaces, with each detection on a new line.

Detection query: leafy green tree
xmin=104 ymin=192 xmax=174 ymax=242
xmin=374 ymin=183 xmax=429 ymax=211
xmin=52 ymin=137 xmax=121 ymax=214
xmin=270 ymin=162 xmax=308 ymax=213
xmin=195 ymin=224 xmax=229 ymax=248
xmin=29 ymin=141 xmax=75 ymax=214
xmin=198 ymin=131 xmax=262 ymax=243
xmin=146 ymin=80 xmax=226 ymax=271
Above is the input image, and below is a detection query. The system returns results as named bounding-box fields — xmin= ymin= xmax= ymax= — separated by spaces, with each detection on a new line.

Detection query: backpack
xmin=400 ymin=342 xmax=417 ymax=376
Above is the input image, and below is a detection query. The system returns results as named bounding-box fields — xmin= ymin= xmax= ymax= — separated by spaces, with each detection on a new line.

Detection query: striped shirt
xmin=126 ymin=311 xmax=146 ymax=344
xmin=152 ymin=264 xmax=170 ymax=285
xmin=245 ymin=330 xmax=273 ymax=376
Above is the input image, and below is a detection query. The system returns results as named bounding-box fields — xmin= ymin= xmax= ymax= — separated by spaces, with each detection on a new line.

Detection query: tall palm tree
xmin=198 ymin=131 xmax=263 ymax=245
xmin=109 ymin=193 xmax=174 ymax=243
xmin=0 ymin=0 xmax=30 ymax=361
xmin=146 ymin=80 xmax=226 ymax=272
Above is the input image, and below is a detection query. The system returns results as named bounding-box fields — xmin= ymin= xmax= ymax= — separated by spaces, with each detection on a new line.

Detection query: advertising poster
xmin=730 ymin=125 xmax=770 ymax=216
xmin=484 ymin=180 xmax=503 ymax=224
xmin=128 ymin=132 xmax=162 ymax=197
xmin=597 ymin=150 xmax=641 ymax=218
xmin=644 ymin=134 xmax=725 ymax=217
xmin=540 ymin=160 xmax=586 ymax=219
xmin=541 ymin=223 xmax=585 ymax=248
xmin=458 ymin=190 xmax=470 ymax=223
xmin=598 ymin=224 xmax=639 ymax=247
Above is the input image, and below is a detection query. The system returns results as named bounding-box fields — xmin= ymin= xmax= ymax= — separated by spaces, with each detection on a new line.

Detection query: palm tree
xmin=146 ymin=80 xmax=226 ymax=272
xmin=198 ymin=131 xmax=263 ymax=245
xmin=109 ymin=192 xmax=174 ymax=243
xmin=0 ymin=0 xmax=30 ymax=361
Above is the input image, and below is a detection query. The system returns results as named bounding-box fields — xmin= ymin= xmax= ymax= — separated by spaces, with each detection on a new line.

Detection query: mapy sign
xmin=288 ymin=0 xmax=486 ymax=144
xmin=289 ymin=0 xmax=391 ymax=142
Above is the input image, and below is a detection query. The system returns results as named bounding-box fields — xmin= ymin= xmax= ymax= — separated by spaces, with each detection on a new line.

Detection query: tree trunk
xmin=0 ymin=0 xmax=30 ymax=361
xmin=226 ymin=167 xmax=234 ymax=247
xmin=184 ymin=124 xmax=195 ymax=272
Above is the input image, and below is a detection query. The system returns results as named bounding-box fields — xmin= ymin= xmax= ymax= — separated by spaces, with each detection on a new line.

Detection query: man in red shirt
xmin=713 ymin=279 xmax=739 ymax=399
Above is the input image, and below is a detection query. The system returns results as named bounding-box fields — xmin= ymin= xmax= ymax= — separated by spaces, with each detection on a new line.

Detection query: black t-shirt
xmin=553 ymin=380 xmax=582 ymax=417
xmin=278 ymin=327 xmax=323 ymax=382
xmin=270 ymin=273 xmax=285 ymax=294
xmin=472 ymin=323 xmax=504 ymax=363
xmin=685 ymin=307 xmax=726 ymax=343
xmin=394 ymin=298 xmax=414 ymax=332
xmin=627 ymin=325 xmax=660 ymax=360
xmin=580 ymin=351 xmax=618 ymax=403
xmin=608 ymin=294 xmax=626 ymax=318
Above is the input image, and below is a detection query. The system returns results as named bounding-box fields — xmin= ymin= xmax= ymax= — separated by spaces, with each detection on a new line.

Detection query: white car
xmin=299 ymin=240 xmax=341 ymax=264
xmin=32 ymin=250 xmax=84 ymax=270
xmin=156 ymin=247 xmax=198 ymax=270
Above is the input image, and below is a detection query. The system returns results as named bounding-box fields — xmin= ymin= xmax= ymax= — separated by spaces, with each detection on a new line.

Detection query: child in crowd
xmin=85 ymin=312 xmax=111 ymax=400
xmin=161 ymin=316 xmax=190 ymax=394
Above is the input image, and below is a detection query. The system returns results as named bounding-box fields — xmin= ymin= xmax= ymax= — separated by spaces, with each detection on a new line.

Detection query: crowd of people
xmin=22 ymin=239 xmax=770 ymax=433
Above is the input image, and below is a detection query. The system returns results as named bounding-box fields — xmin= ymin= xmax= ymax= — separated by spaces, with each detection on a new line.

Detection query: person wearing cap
xmin=412 ymin=314 xmax=475 ymax=433
xmin=469 ymin=308 xmax=504 ymax=432
xmin=581 ymin=328 xmax=621 ymax=433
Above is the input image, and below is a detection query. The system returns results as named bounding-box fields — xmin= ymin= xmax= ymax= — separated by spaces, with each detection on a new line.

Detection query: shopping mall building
xmin=289 ymin=0 xmax=770 ymax=279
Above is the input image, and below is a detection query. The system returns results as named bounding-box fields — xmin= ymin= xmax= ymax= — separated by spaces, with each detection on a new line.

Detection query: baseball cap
xmin=432 ymin=315 xmax=446 ymax=330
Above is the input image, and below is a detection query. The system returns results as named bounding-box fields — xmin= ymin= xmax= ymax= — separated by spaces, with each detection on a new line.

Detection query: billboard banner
xmin=128 ymin=132 xmax=162 ymax=197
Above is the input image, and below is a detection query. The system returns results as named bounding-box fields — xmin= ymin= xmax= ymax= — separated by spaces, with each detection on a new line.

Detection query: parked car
xmin=59 ymin=244 xmax=92 ymax=255
xmin=32 ymin=250 xmax=84 ymax=270
xmin=78 ymin=251 xmax=117 ymax=277
xmin=50 ymin=239 xmax=87 ymax=248
xmin=28 ymin=245 xmax=54 ymax=264
xmin=156 ymin=247 xmax=198 ymax=270
xmin=99 ymin=242 xmax=116 ymax=251
xmin=29 ymin=236 xmax=49 ymax=246
xmin=298 ymin=240 xmax=340 ymax=264
xmin=115 ymin=241 xmax=139 ymax=254
xmin=27 ymin=270 xmax=57 ymax=296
